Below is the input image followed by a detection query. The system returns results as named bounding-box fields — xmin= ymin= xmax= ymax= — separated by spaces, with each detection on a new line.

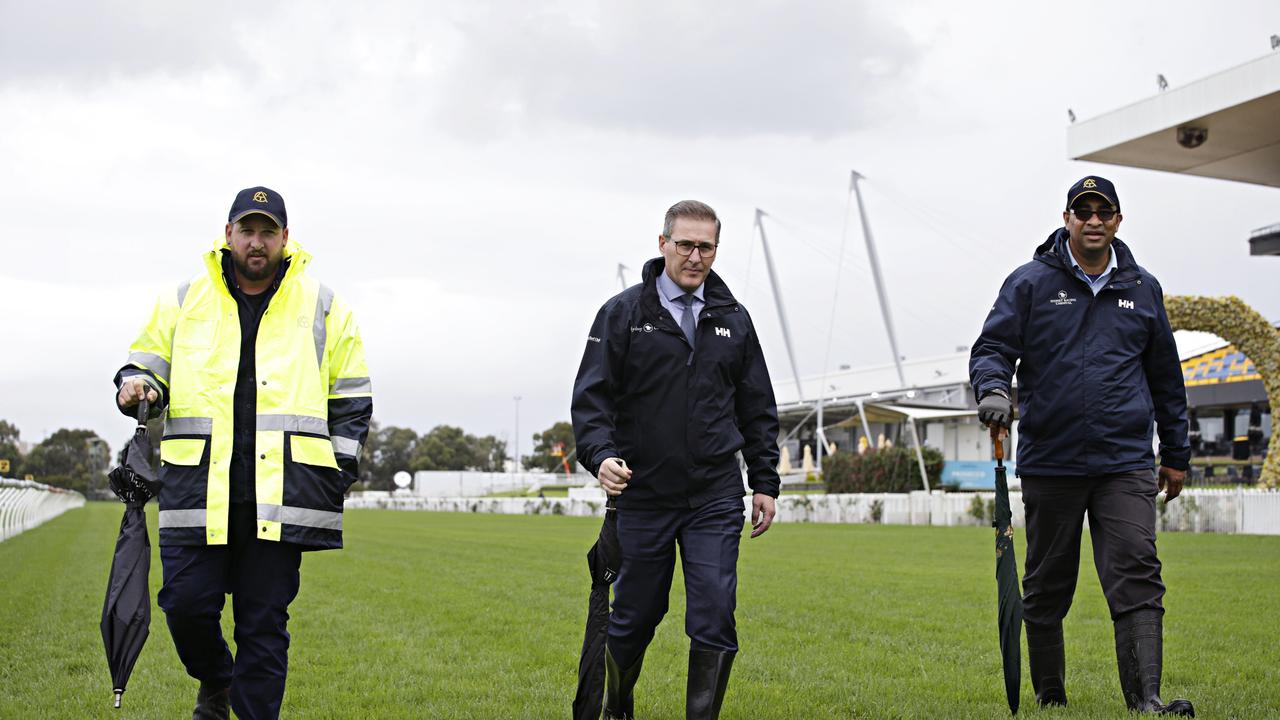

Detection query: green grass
xmin=1 ymin=503 xmax=1277 ymax=719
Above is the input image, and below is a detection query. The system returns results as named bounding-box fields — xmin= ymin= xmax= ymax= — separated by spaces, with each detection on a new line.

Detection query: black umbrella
xmin=102 ymin=399 xmax=160 ymax=708
xmin=991 ymin=427 xmax=1023 ymax=714
xmin=572 ymin=497 xmax=620 ymax=720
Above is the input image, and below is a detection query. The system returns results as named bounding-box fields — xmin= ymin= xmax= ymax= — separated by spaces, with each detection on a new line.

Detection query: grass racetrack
xmin=1 ymin=502 xmax=1277 ymax=719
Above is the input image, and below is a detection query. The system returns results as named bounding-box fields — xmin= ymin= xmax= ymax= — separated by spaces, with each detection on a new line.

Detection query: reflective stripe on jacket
xmin=969 ymin=230 xmax=1190 ymax=476
xmin=121 ymin=239 xmax=372 ymax=549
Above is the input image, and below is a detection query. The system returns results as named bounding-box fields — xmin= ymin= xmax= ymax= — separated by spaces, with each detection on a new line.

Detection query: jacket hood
xmin=640 ymin=256 xmax=737 ymax=307
xmin=1034 ymin=227 xmax=1139 ymax=274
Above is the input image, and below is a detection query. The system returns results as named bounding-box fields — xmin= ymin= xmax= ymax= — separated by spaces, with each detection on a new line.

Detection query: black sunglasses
xmin=1070 ymin=207 xmax=1118 ymax=223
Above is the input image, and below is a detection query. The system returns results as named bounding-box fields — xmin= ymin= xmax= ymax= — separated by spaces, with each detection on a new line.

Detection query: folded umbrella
xmin=991 ymin=427 xmax=1023 ymax=714
xmin=572 ymin=497 xmax=620 ymax=720
xmin=102 ymin=399 xmax=161 ymax=708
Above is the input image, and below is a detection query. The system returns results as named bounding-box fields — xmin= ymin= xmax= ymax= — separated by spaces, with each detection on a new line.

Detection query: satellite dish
xmin=393 ymin=471 xmax=412 ymax=489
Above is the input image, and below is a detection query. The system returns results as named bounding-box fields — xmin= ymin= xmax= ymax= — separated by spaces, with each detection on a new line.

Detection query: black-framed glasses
xmin=1070 ymin=207 xmax=1117 ymax=223
xmin=666 ymin=238 xmax=718 ymax=257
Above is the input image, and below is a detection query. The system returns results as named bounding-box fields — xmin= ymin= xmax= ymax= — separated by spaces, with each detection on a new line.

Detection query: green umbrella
xmin=991 ymin=428 xmax=1023 ymax=714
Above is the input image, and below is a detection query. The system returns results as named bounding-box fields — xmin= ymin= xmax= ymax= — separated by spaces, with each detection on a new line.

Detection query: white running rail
xmin=346 ymin=489 xmax=1280 ymax=535
xmin=0 ymin=478 xmax=85 ymax=542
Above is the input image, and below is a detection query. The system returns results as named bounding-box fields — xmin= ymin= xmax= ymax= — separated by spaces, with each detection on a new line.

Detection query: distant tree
xmin=368 ymin=425 xmax=419 ymax=491
xmin=25 ymin=428 xmax=111 ymax=493
xmin=469 ymin=435 xmax=508 ymax=472
xmin=0 ymin=419 xmax=24 ymax=477
xmin=412 ymin=425 xmax=473 ymax=471
xmin=524 ymin=421 xmax=575 ymax=473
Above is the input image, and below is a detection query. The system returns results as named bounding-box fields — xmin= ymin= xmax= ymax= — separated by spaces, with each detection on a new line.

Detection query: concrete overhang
xmin=1067 ymin=50 xmax=1280 ymax=187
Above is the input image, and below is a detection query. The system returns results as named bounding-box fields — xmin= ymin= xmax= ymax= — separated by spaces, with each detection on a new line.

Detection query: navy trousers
xmin=608 ymin=494 xmax=745 ymax=669
xmin=158 ymin=503 xmax=303 ymax=720
xmin=1021 ymin=470 xmax=1165 ymax=627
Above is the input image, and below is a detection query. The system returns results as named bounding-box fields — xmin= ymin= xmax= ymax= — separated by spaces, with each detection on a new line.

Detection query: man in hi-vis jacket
xmin=114 ymin=187 xmax=372 ymax=720
xmin=572 ymin=200 xmax=781 ymax=720
xmin=970 ymin=176 xmax=1193 ymax=716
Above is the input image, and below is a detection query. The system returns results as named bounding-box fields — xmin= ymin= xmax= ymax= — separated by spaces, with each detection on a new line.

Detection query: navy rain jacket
xmin=969 ymin=229 xmax=1191 ymax=477
xmin=572 ymin=257 xmax=782 ymax=509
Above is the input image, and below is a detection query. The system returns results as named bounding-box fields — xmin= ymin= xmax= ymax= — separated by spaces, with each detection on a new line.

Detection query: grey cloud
xmin=2 ymin=1 xmax=919 ymax=139
xmin=0 ymin=1 xmax=251 ymax=84
xmin=437 ymin=1 xmax=922 ymax=138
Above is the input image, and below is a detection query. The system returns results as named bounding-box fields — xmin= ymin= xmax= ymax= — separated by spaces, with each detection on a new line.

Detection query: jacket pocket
xmin=289 ymin=435 xmax=339 ymax=469
xmin=285 ymin=433 xmax=345 ymax=512
xmin=174 ymin=316 xmax=217 ymax=350
xmin=159 ymin=436 xmax=210 ymax=512
xmin=161 ymin=437 xmax=206 ymax=466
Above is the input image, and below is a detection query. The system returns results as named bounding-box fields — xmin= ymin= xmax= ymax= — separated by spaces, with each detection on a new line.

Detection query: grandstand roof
xmin=1067 ymin=50 xmax=1280 ymax=188
xmin=772 ymin=352 xmax=971 ymax=408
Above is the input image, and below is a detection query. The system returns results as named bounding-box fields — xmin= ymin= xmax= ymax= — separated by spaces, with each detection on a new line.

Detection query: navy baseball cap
xmin=1066 ymin=176 xmax=1119 ymax=212
xmin=228 ymin=186 xmax=287 ymax=228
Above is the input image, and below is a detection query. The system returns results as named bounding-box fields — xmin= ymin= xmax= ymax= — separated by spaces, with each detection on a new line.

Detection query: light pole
xmin=513 ymin=395 xmax=522 ymax=474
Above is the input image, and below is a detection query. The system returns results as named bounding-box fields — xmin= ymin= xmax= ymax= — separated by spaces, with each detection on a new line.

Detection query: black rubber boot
xmin=605 ymin=646 xmax=645 ymax=720
xmin=192 ymin=681 xmax=230 ymax=720
xmin=686 ymin=649 xmax=734 ymax=720
xmin=1027 ymin=621 xmax=1067 ymax=707
xmin=1114 ymin=609 xmax=1195 ymax=717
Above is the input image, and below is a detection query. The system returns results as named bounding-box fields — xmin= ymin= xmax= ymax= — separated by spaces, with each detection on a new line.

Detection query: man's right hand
xmin=597 ymin=457 xmax=632 ymax=497
xmin=978 ymin=392 xmax=1013 ymax=432
xmin=117 ymin=378 xmax=159 ymax=410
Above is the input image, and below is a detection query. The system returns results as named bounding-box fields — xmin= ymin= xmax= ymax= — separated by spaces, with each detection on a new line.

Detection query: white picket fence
xmin=346 ymin=488 xmax=1280 ymax=535
xmin=0 ymin=478 xmax=86 ymax=542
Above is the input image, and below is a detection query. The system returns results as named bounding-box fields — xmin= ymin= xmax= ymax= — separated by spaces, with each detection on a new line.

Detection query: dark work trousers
xmin=158 ymin=502 xmax=303 ymax=720
xmin=607 ymin=494 xmax=745 ymax=669
xmin=1021 ymin=470 xmax=1165 ymax=627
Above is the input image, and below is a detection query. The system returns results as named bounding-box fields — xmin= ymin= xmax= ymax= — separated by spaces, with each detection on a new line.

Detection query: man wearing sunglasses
xmin=969 ymin=176 xmax=1194 ymax=716
xmin=572 ymin=200 xmax=781 ymax=720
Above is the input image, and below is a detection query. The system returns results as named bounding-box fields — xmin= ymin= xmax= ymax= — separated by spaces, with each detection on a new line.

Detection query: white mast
xmin=850 ymin=171 xmax=931 ymax=491
xmin=754 ymin=209 xmax=805 ymax=402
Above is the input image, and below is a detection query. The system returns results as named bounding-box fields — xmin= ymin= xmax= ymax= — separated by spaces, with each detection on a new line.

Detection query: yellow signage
xmin=0 ymin=459 xmax=9 ymax=473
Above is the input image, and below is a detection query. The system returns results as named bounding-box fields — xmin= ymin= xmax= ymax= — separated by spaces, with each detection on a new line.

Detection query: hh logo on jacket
xmin=1119 ymin=299 xmax=1135 ymax=310
xmin=715 ymin=327 xmax=731 ymax=338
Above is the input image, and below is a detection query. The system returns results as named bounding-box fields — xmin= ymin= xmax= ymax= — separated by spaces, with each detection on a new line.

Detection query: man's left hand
xmin=1158 ymin=466 xmax=1186 ymax=502
xmin=750 ymin=493 xmax=776 ymax=538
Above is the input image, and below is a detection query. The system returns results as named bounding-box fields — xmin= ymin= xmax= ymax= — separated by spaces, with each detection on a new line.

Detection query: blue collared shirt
xmin=656 ymin=269 xmax=705 ymax=327
xmin=1066 ymin=242 xmax=1118 ymax=296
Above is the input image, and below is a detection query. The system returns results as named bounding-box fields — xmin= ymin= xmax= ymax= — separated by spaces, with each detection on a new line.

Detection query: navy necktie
xmin=679 ymin=294 xmax=697 ymax=348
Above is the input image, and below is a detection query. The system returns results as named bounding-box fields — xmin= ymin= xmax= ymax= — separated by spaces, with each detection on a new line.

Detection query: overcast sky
xmin=2 ymin=0 xmax=1278 ymax=460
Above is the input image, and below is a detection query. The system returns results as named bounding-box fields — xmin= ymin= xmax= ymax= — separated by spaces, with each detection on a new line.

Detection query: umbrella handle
xmin=990 ymin=426 xmax=1004 ymax=462
xmin=136 ymin=397 xmax=150 ymax=428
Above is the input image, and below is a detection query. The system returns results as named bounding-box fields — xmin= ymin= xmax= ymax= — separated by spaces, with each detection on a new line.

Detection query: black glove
xmin=978 ymin=391 xmax=1013 ymax=428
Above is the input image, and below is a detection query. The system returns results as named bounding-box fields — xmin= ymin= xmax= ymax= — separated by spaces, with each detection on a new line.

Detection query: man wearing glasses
xmin=572 ymin=200 xmax=781 ymax=720
xmin=970 ymin=177 xmax=1194 ymax=716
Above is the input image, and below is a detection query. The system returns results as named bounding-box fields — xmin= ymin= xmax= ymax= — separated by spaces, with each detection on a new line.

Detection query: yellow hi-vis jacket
xmin=121 ymin=240 xmax=372 ymax=550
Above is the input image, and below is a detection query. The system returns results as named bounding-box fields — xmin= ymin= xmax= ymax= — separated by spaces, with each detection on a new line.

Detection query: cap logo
xmin=1082 ymin=178 xmax=1097 ymax=189
xmin=252 ymin=191 xmax=269 ymax=203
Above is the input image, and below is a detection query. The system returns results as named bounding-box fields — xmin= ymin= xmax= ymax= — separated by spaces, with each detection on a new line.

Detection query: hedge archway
xmin=1165 ymin=295 xmax=1279 ymax=488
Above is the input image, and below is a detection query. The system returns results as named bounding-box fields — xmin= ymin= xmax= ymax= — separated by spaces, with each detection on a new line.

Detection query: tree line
xmin=358 ymin=420 xmax=579 ymax=491
xmin=0 ymin=418 xmax=581 ymax=496
xmin=0 ymin=420 xmax=113 ymax=495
